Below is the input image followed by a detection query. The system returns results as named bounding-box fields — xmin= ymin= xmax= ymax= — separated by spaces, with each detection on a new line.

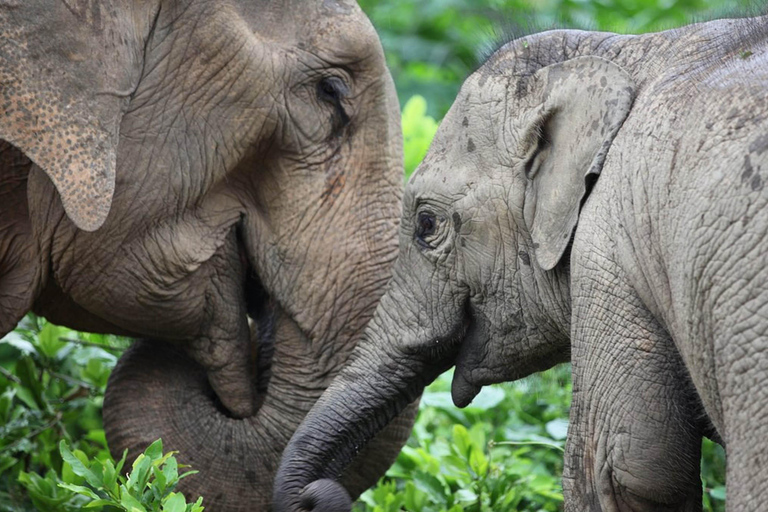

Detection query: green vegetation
xmin=0 ymin=318 xmax=203 ymax=511
xmin=1 ymin=1 xmax=743 ymax=510
xmin=356 ymin=368 xmax=571 ymax=512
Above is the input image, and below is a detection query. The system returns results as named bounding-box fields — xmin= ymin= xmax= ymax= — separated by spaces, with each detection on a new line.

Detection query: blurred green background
xmin=1 ymin=1 xmax=753 ymax=510
xmin=360 ymin=0 xmax=756 ymax=119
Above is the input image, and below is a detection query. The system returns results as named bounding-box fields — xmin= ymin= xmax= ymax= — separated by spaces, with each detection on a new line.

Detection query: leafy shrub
xmin=0 ymin=317 xmax=203 ymax=511
xmin=0 ymin=316 xmax=126 ymax=511
xmin=57 ymin=439 xmax=203 ymax=512
xmin=355 ymin=368 xmax=570 ymax=512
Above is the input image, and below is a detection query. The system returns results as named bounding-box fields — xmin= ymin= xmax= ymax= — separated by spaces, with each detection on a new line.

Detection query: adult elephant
xmin=274 ymin=15 xmax=768 ymax=512
xmin=0 ymin=0 xmax=416 ymax=509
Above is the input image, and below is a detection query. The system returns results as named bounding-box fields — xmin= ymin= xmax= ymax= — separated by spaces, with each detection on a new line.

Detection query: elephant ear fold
xmin=0 ymin=5 xmax=145 ymax=231
xmin=519 ymin=56 xmax=636 ymax=271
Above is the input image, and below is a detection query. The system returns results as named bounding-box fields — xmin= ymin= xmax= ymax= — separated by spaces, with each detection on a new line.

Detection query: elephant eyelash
xmin=317 ymin=76 xmax=351 ymax=137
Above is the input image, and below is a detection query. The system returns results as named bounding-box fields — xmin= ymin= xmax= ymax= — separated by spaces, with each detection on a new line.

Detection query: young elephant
xmin=274 ymin=15 xmax=768 ymax=512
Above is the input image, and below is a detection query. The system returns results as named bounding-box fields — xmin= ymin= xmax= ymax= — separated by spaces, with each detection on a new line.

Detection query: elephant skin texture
xmin=0 ymin=0 xmax=418 ymax=509
xmin=274 ymin=15 xmax=768 ymax=512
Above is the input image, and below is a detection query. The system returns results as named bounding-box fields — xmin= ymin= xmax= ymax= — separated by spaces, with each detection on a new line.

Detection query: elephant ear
xmin=0 ymin=4 xmax=150 ymax=231
xmin=519 ymin=56 xmax=636 ymax=270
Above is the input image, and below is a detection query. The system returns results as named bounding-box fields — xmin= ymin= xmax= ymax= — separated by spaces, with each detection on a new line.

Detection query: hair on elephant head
xmin=0 ymin=0 xmax=417 ymax=509
xmin=275 ymin=15 xmax=768 ymax=512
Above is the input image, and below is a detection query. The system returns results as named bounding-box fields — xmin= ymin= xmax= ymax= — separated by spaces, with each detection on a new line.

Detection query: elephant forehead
xmin=411 ymin=87 xmax=507 ymax=181
xmin=233 ymin=0 xmax=381 ymax=62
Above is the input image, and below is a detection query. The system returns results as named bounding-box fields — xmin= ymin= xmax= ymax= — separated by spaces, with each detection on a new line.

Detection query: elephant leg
xmin=564 ymin=258 xmax=702 ymax=511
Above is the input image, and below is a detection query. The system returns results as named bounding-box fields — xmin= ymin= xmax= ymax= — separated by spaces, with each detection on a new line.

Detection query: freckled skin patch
xmin=0 ymin=8 xmax=127 ymax=231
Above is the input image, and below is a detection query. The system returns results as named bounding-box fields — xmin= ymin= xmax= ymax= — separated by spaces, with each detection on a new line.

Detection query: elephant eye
xmin=317 ymin=76 xmax=350 ymax=136
xmin=415 ymin=211 xmax=438 ymax=248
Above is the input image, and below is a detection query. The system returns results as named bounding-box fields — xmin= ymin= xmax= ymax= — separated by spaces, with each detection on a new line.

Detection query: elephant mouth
xmin=232 ymin=229 xmax=276 ymax=417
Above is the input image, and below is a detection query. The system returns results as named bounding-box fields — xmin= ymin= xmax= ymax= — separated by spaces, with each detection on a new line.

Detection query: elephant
xmin=273 ymin=14 xmax=768 ymax=512
xmin=0 ymin=0 xmax=418 ymax=509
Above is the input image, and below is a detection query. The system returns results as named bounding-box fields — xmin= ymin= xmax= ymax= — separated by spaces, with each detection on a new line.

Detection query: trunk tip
xmin=300 ymin=479 xmax=352 ymax=512
xmin=275 ymin=479 xmax=351 ymax=512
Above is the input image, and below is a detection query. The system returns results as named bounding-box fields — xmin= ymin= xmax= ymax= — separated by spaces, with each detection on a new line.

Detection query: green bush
xmin=356 ymin=368 xmax=571 ymax=512
xmin=0 ymin=317 xmax=203 ymax=511
xmin=57 ymin=439 xmax=203 ymax=512
xmin=0 ymin=316 xmax=125 ymax=511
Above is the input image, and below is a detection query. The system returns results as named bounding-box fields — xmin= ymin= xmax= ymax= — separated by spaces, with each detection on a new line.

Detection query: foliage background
xmin=0 ymin=0 xmax=753 ymax=510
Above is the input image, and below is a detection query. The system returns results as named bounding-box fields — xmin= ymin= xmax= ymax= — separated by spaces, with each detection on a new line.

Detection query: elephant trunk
xmin=104 ymin=303 xmax=416 ymax=510
xmin=103 ymin=306 xmax=291 ymax=510
xmin=272 ymin=299 xmax=463 ymax=512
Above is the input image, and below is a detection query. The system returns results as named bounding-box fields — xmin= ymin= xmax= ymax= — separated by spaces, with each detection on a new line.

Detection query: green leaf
xmin=709 ymin=486 xmax=726 ymax=500
xmin=0 ymin=331 xmax=36 ymax=355
xmin=451 ymin=424 xmax=471 ymax=458
xmin=187 ymin=496 xmax=204 ymax=512
xmin=0 ymin=454 xmax=18 ymax=476
xmin=59 ymin=441 xmax=101 ymax=488
xmin=102 ymin=458 xmax=118 ymax=496
xmin=455 ymin=488 xmax=477 ymax=504
xmin=468 ymin=446 xmax=488 ymax=476
xmin=115 ymin=449 xmax=128 ymax=477
xmin=161 ymin=456 xmax=178 ymax=487
xmin=0 ymin=388 xmax=14 ymax=421
xmin=58 ymin=482 xmax=101 ymax=500
xmin=15 ymin=356 xmax=45 ymax=409
xmin=412 ymin=471 xmax=447 ymax=506
xmin=161 ymin=492 xmax=187 ymax=512
xmin=85 ymin=498 xmax=119 ymax=508
xmin=38 ymin=323 xmax=66 ymax=359
xmin=152 ymin=466 xmax=167 ymax=497
xmin=119 ymin=486 xmax=147 ymax=512
xmin=145 ymin=439 xmax=164 ymax=462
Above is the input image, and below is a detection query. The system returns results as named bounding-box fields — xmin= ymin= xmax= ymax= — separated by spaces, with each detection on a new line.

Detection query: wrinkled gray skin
xmin=275 ymin=15 xmax=768 ymax=512
xmin=0 ymin=0 xmax=418 ymax=509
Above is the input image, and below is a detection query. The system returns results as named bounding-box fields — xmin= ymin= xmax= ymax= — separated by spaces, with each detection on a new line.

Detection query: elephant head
xmin=0 ymin=0 xmax=415 ymax=508
xmin=273 ymin=31 xmax=637 ymax=511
